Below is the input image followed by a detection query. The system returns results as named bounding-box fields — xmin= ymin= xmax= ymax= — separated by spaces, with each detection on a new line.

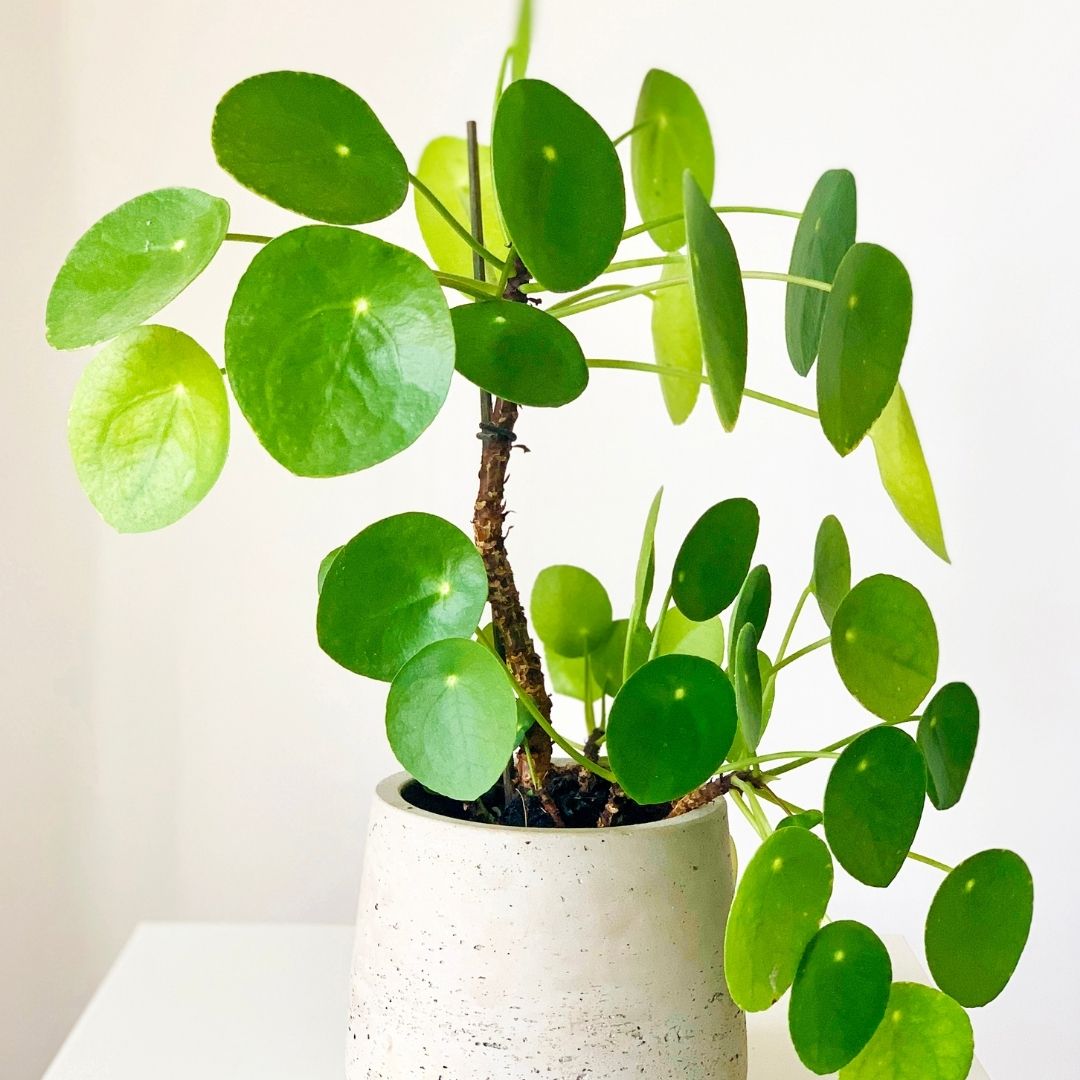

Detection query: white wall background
xmin=3 ymin=0 xmax=1077 ymax=1076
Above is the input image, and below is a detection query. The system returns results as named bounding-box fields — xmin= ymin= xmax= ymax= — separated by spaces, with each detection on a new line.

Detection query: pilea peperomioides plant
xmin=45 ymin=4 xmax=1030 ymax=1076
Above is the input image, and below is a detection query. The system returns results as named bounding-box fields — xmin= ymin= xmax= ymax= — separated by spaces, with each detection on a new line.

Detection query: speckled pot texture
xmin=347 ymin=772 xmax=747 ymax=1080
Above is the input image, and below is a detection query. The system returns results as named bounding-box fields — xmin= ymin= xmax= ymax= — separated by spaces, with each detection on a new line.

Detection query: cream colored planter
xmin=347 ymin=772 xmax=746 ymax=1080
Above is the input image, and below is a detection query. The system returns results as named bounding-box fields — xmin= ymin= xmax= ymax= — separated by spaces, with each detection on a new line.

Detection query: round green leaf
xmin=317 ymin=546 xmax=343 ymax=594
xmin=684 ymin=172 xmax=747 ymax=432
xmin=817 ymin=243 xmax=912 ymax=456
xmin=729 ymin=564 xmax=772 ymax=664
xmin=317 ymin=513 xmax=488 ymax=682
xmin=225 ymin=225 xmax=454 ymax=477
xmin=414 ymin=136 xmax=508 ymax=278
xmin=918 ymin=682 xmax=979 ymax=811
xmin=725 ymin=828 xmax=834 ymax=1012
xmin=778 ymin=809 xmax=824 ymax=832
xmin=785 ymin=169 xmax=857 ymax=376
xmin=789 ymin=920 xmax=892 ymax=1074
xmin=46 ymin=188 xmax=229 ymax=350
xmin=606 ymin=654 xmax=737 ymax=804
xmin=733 ymin=623 xmax=764 ymax=756
xmin=870 ymin=384 xmax=949 ymax=561
xmin=592 ymin=619 xmax=652 ymax=697
xmin=840 ymin=983 xmax=974 ymax=1080
xmin=530 ymin=565 xmax=613 ymax=658
xmin=812 ymin=514 xmax=851 ymax=629
xmin=831 ymin=574 xmax=938 ymax=721
xmin=212 ymin=71 xmax=407 ymax=225
xmin=386 ymin=638 xmax=518 ymax=801
xmin=824 ymin=727 xmax=926 ymax=887
xmin=925 ymin=849 xmax=1033 ymax=1007
xmin=650 ymin=262 xmax=702 ymax=424
xmin=631 ymin=69 xmax=715 ymax=252
xmin=672 ymin=498 xmax=759 ymax=621
xmin=657 ymin=608 xmax=725 ymax=666
xmin=68 ymin=325 xmax=229 ymax=532
xmin=547 ymin=650 xmax=604 ymax=703
xmin=451 ymin=300 xmax=588 ymax=407
xmin=492 ymin=79 xmax=625 ymax=292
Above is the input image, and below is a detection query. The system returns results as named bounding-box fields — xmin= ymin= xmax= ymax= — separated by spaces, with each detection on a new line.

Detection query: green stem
xmin=494 ymin=244 xmax=517 ymax=296
xmin=907 ymin=851 xmax=955 ymax=874
xmin=603 ymin=255 xmax=684 ymax=274
xmin=583 ymin=652 xmax=596 ymax=734
xmin=771 ymin=635 xmax=831 ymax=674
xmin=434 ymin=272 xmax=499 ymax=300
xmin=730 ymin=789 xmax=768 ymax=841
xmin=623 ymin=204 xmax=802 ymax=241
xmin=766 ymin=716 xmax=921 ymax=778
xmin=742 ymin=270 xmax=831 ymax=292
xmin=724 ymin=749 xmax=840 ymax=772
xmin=649 ymin=585 xmax=674 ymax=660
xmin=612 ymin=119 xmax=651 ymax=147
xmin=776 ymin=584 xmax=813 ymax=667
xmin=732 ymin=777 xmax=773 ymax=837
xmin=550 ymin=277 xmax=686 ymax=317
xmin=409 ymin=173 xmax=507 ymax=272
xmin=225 ymin=232 xmax=271 ymax=244
xmin=586 ymin=359 xmax=818 ymax=420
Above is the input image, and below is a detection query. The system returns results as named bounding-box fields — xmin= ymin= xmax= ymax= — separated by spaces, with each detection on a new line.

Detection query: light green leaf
xmin=386 ymin=638 xmax=519 ymax=800
xmin=777 ymin=809 xmax=824 ymax=832
xmin=824 ymin=727 xmax=926 ymax=887
xmin=840 ymin=983 xmax=974 ymax=1080
xmin=870 ymin=384 xmax=949 ymax=561
xmin=509 ymin=0 xmax=533 ymax=81
xmin=657 ymin=608 xmax=726 ymax=666
xmin=733 ymin=623 xmax=764 ymax=755
xmin=452 ymin=299 xmax=587 ymax=407
xmin=812 ymin=515 xmax=851 ymax=628
xmin=817 ymin=243 xmax=912 ymax=456
xmin=684 ymin=172 xmax=747 ymax=431
xmin=725 ymin=828 xmax=833 ymax=1011
xmin=789 ymin=920 xmax=892 ymax=1074
xmin=317 ymin=513 xmax=489 ymax=682
xmin=212 ymin=71 xmax=407 ymax=225
xmin=606 ymin=654 xmax=737 ymax=804
xmin=317 ymin=546 xmax=343 ymax=593
xmin=492 ymin=79 xmax=625 ymax=292
xmin=786 ymin=169 xmax=857 ymax=376
xmin=530 ymin=565 xmax=613 ymax=658
xmin=593 ymin=619 xmax=652 ymax=697
xmin=650 ymin=262 xmax=702 ymax=424
xmin=918 ymin=682 xmax=979 ymax=811
xmin=831 ymin=574 xmax=938 ymax=721
xmin=631 ymin=69 xmax=714 ymax=251
xmin=67 ymin=325 xmax=229 ymax=532
xmin=626 ymin=487 xmax=663 ymax=669
xmin=414 ymin=136 xmax=508 ymax=278
xmin=46 ymin=188 xmax=229 ymax=350
xmin=225 ymin=225 xmax=454 ymax=477
xmin=546 ymin=650 xmax=604 ymax=703
xmin=728 ymin=564 xmax=772 ymax=665
xmin=925 ymin=849 xmax=1033 ymax=1007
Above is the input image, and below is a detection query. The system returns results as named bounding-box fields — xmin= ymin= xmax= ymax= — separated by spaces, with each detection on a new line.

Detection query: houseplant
xmin=44 ymin=1 xmax=1032 ymax=1075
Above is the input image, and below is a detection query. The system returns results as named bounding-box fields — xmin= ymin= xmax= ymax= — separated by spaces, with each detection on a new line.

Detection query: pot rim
xmin=374 ymin=770 xmax=728 ymax=838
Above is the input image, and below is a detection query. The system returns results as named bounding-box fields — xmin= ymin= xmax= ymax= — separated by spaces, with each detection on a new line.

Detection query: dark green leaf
xmin=729 ymin=564 xmax=772 ymax=664
xmin=657 ymin=608 xmax=726 ymax=665
xmin=212 ymin=71 xmax=407 ymax=225
xmin=67 ymin=325 xmax=229 ymax=532
xmin=918 ymin=682 xmax=979 ymax=811
xmin=225 ymin=225 xmax=454 ymax=477
xmin=672 ymin=497 xmax=759 ymax=621
xmin=650 ymin=263 xmax=702 ymax=424
xmin=530 ymin=565 xmax=613 ymax=658
xmin=492 ymin=79 xmax=625 ymax=292
xmin=684 ymin=172 xmax=748 ymax=431
xmin=733 ymin=623 xmax=764 ymax=755
xmin=778 ymin=809 xmax=824 ymax=831
xmin=925 ymin=849 xmax=1033 ymax=1007
xmin=606 ymin=655 xmax=737 ymax=803
xmin=386 ymin=638 xmax=518 ymax=800
xmin=817 ymin=243 xmax=912 ymax=456
xmin=317 ymin=512 xmax=489 ymax=682
xmin=631 ymin=69 xmax=714 ymax=251
xmin=824 ymin=727 xmax=926 ymax=887
xmin=840 ymin=983 xmax=974 ymax=1080
xmin=451 ymin=299 xmax=587 ymax=407
xmin=831 ymin=574 xmax=938 ymax=721
xmin=785 ymin=169 xmax=857 ymax=376
xmin=46 ymin=188 xmax=229 ymax=350
xmin=317 ymin=546 xmax=343 ymax=593
xmin=812 ymin=515 xmax=851 ymax=628
xmin=870 ymin=385 xmax=949 ymax=562
xmin=725 ymin=828 xmax=833 ymax=1011
xmin=789 ymin=920 xmax=892 ymax=1074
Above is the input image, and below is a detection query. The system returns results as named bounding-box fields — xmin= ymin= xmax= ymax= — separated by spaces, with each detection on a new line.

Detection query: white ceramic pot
xmin=347 ymin=772 xmax=747 ymax=1080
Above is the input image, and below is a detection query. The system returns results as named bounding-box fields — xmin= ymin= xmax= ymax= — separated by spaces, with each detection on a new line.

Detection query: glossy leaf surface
xmin=593 ymin=619 xmax=651 ymax=697
xmin=386 ymin=638 xmax=518 ymax=800
xmin=733 ymin=623 xmax=764 ymax=755
xmin=812 ymin=515 xmax=851 ymax=628
xmin=918 ymin=682 xmax=979 ymax=811
xmin=925 ymin=849 xmax=1033 ymax=1007
xmin=530 ymin=565 xmax=613 ymax=658
xmin=225 ymin=225 xmax=454 ymax=477
xmin=657 ymin=608 xmax=725 ymax=666
xmin=492 ymin=79 xmax=624 ymax=291
xmin=631 ymin=69 xmax=714 ymax=251
xmin=317 ymin=513 xmax=489 ymax=681
xmin=606 ymin=655 xmax=736 ymax=804
xmin=725 ymin=828 xmax=833 ymax=1011
xmin=672 ymin=498 xmax=759 ymax=621
xmin=728 ymin=564 xmax=772 ymax=664
xmin=68 ymin=325 xmax=228 ymax=532
xmin=212 ymin=71 xmax=407 ymax=225
xmin=650 ymin=263 xmax=702 ymax=424
xmin=824 ymin=727 xmax=926 ymax=887
xmin=778 ymin=809 xmax=824 ymax=832
xmin=831 ymin=574 xmax=938 ymax=721
xmin=627 ymin=487 xmax=663 ymax=658
xmin=317 ymin=546 xmax=343 ymax=594
xmin=817 ymin=243 xmax=912 ymax=456
xmin=46 ymin=188 xmax=229 ymax=350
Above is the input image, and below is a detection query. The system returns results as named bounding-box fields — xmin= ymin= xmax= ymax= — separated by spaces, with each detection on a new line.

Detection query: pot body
xmin=347 ymin=773 xmax=746 ymax=1080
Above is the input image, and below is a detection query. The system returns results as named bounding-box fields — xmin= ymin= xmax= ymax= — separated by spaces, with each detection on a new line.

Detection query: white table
xmin=43 ymin=923 xmax=987 ymax=1079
